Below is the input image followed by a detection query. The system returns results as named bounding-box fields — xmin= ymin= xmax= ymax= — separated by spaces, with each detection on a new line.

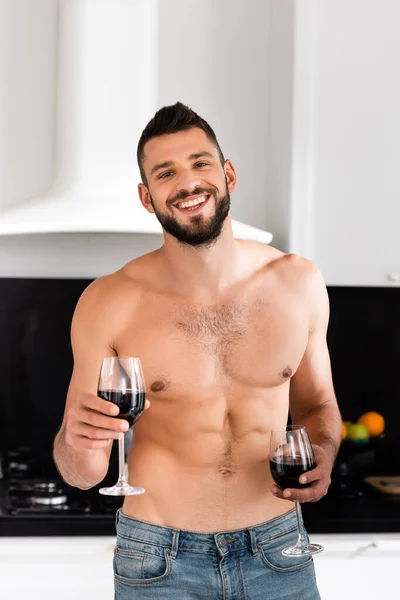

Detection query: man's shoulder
xmin=263 ymin=248 xmax=325 ymax=292
xmin=78 ymin=272 xmax=123 ymax=304
xmin=75 ymin=253 xmax=155 ymax=316
xmin=258 ymin=244 xmax=313 ymax=272
xmin=273 ymin=251 xmax=319 ymax=275
xmin=264 ymin=252 xmax=328 ymax=328
xmin=240 ymin=242 xmax=321 ymax=285
xmin=84 ymin=250 xmax=158 ymax=298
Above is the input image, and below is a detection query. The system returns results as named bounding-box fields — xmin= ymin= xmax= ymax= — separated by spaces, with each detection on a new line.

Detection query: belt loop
xmin=170 ymin=529 xmax=180 ymax=559
xmin=115 ymin=508 xmax=120 ymax=529
xmin=249 ymin=528 xmax=259 ymax=556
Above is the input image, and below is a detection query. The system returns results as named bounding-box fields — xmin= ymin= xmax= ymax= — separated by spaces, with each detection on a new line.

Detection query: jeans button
xmin=219 ymin=538 xmax=228 ymax=548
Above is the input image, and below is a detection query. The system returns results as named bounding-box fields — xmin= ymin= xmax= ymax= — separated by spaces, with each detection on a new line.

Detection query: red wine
xmin=98 ymin=389 xmax=145 ymax=426
xmin=270 ymin=457 xmax=316 ymax=489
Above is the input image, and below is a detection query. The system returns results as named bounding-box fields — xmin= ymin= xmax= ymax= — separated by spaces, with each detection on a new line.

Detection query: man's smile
xmin=173 ymin=194 xmax=211 ymax=213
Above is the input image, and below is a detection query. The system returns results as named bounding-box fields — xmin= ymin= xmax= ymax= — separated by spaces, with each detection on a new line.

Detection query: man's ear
xmin=138 ymin=183 xmax=155 ymax=213
xmin=224 ymin=159 xmax=237 ymax=194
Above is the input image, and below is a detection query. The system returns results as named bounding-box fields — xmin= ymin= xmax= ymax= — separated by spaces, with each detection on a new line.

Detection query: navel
xmin=150 ymin=380 xmax=167 ymax=392
xmin=218 ymin=467 xmax=236 ymax=477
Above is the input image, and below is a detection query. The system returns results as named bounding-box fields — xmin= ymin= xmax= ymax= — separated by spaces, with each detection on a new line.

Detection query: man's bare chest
xmin=115 ymin=294 xmax=309 ymax=395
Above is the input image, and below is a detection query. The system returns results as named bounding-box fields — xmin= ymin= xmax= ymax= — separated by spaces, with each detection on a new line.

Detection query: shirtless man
xmin=54 ymin=102 xmax=342 ymax=600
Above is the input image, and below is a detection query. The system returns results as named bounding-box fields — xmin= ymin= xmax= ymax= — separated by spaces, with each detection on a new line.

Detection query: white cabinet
xmin=312 ymin=533 xmax=400 ymax=600
xmin=0 ymin=536 xmax=116 ymax=600
xmin=290 ymin=1 xmax=400 ymax=286
xmin=2 ymin=533 xmax=400 ymax=600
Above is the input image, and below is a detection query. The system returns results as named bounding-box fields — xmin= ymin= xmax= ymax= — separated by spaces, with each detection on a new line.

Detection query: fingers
xmin=65 ymin=392 xmax=150 ymax=451
xmin=65 ymin=392 xmax=127 ymax=450
xmin=298 ymin=465 xmax=322 ymax=485
xmin=83 ymin=392 xmax=150 ymax=414
xmin=82 ymin=393 xmax=120 ymax=417
xmin=71 ymin=438 xmax=112 ymax=450
xmin=66 ymin=418 xmax=128 ymax=450
xmin=82 ymin=407 xmax=126 ymax=432
xmin=271 ymin=479 xmax=331 ymax=503
xmin=77 ymin=394 xmax=127 ymax=431
xmin=77 ymin=422 xmax=127 ymax=440
xmin=271 ymin=484 xmax=314 ymax=503
xmin=272 ymin=443 xmax=333 ymax=503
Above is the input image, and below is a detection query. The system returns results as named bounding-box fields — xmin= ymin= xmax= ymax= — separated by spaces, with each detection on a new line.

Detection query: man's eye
xmin=194 ymin=162 xmax=208 ymax=168
xmin=159 ymin=171 xmax=173 ymax=179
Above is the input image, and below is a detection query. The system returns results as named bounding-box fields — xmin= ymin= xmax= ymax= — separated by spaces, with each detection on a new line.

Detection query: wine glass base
xmin=99 ymin=484 xmax=146 ymax=496
xmin=282 ymin=544 xmax=323 ymax=557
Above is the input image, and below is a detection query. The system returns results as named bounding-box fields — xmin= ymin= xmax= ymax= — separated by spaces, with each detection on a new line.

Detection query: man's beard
xmin=150 ymin=185 xmax=231 ymax=248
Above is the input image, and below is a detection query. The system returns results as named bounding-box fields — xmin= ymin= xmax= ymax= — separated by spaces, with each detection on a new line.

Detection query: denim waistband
xmin=115 ymin=508 xmax=297 ymax=556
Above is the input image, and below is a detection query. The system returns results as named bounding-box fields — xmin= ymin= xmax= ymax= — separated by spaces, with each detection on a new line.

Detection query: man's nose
xmin=173 ymin=169 xmax=202 ymax=194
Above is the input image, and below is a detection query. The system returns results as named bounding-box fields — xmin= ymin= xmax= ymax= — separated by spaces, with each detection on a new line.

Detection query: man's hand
xmin=271 ymin=445 xmax=332 ymax=503
xmin=65 ymin=392 xmax=151 ymax=450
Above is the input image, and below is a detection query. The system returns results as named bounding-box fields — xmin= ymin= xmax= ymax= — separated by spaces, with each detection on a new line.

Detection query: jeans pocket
xmin=258 ymin=527 xmax=313 ymax=573
xmin=113 ymin=546 xmax=172 ymax=586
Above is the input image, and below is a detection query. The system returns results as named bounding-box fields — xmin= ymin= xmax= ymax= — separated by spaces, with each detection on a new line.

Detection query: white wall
xmin=150 ymin=0 xmax=293 ymax=253
xmin=156 ymin=0 xmax=274 ymax=229
xmin=0 ymin=233 xmax=161 ymax=279
xmin=264 ymin=0 xmax=294 ymax=251
xmin=0 ymin=0 xmax=57 ymax=209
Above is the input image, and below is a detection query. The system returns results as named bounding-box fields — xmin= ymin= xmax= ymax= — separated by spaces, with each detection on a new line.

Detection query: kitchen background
xmin=1 ymin=1 xmax=399 ymax=599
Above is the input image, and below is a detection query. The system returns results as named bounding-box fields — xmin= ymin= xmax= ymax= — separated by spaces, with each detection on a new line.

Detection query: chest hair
xmin=174 ymin=302 xmax=259 ymax=371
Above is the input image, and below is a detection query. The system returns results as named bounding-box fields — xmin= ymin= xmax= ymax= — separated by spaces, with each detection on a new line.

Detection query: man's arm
xmin=273 ymin=263 xmax=342 ymax=502
xmin=53 ymin=277 xmax=126 ymax=489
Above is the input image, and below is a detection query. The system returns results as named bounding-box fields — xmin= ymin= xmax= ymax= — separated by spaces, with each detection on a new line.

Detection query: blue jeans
xmin=114 ymin=508 xmax=320 ymax=599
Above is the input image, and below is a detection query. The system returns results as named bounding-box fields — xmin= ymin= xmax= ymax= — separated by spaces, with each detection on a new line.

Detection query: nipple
xmin=281 ymin=366 xmax=292 ymax=378
xmin=150 ymin=380 xmax=166 ymax=392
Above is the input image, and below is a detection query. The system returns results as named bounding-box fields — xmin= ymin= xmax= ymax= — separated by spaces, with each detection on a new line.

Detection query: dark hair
xmin=137 ymin=102 xmax=225 ymax=186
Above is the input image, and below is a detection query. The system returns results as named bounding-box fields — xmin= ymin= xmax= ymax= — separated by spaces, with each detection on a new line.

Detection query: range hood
xmin=0 ymin=193 xmax=273 ymax=243
xmin=0 ymin=210 xmax=273 ymax=244
xmin=0 ymin=0 xmax=272 ymax=245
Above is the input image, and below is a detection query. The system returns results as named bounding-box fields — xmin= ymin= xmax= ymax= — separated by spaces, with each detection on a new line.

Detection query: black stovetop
xmin=0 ymin=446 xmax=123 ymax=536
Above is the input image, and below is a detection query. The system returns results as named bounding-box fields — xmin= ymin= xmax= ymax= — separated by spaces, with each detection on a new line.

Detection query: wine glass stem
xmin=294 ymin=499 xmax=308 ymax=547
xmin=118 ymin=431 xmax=127 ymax=483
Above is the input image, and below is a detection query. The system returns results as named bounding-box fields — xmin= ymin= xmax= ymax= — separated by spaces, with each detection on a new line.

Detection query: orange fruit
xmin=341 ymin=422 xmax=348 ymax=440
xmin=357 ymin=412 xmax=385 ymax=437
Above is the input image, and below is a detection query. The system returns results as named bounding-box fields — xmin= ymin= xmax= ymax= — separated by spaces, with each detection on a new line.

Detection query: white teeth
xmin=177 ymin=195 xmax=207 ymax=209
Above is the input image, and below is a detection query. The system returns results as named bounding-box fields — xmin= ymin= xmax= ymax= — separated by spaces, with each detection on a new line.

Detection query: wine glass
xmin=270 ymin=425 xmax=323 ymax=557
xmin=97 ymin=356 xmax=146 ymax=496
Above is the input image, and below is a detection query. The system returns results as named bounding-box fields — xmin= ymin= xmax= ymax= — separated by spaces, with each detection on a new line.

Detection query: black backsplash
xmin=0 ymin=278 xmax=93 ymax=471
xmin=0 ymin=279 xmax=399 ymax=475
xmin=327 ymin=286 xmax=400 ymax=474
